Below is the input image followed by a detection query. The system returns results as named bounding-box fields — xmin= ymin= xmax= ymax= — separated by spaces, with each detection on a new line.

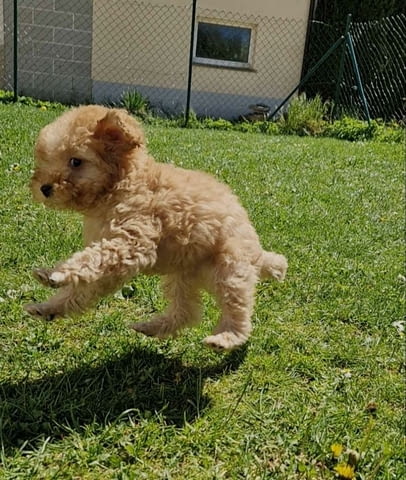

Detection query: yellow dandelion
xmin=331 ymin=443 xmax=344 ymax=458
xmin=335 ymin=463 xmax=355 ymax=479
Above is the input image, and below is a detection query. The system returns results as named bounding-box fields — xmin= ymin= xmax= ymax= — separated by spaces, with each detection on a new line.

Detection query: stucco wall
xmin=192 ymin=8 xmax=307 ymax=98
xmin=201 ymin=0 xmax=309 ymax=20
xmin=2 ymin=0 xmax=310 ymax=118
xmin=92 ymin=0 xmax=310 ymax=117
xmin=92 ymin=0 xmax=190 ymax=89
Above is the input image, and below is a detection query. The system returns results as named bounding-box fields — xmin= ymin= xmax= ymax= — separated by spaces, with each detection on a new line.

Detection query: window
xmin=194 ymin=20 xmax=255 ymax=69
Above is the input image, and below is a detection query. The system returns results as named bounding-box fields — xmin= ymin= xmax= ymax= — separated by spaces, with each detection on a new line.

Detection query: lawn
xmin=0 ymin=103 xmax=404 ymax=479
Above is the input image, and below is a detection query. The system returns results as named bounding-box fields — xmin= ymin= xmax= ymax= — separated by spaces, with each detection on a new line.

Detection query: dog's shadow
xmin=1 ymin=345 xmax=246 ymax=452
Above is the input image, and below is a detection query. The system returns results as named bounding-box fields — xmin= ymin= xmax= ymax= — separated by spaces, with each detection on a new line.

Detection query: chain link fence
xmin=0 ymin=0 xmax=309 ymax=120
xmin=92 ymin=0 xmax=192 ymax=116
xmin=187 ymin=7 xmax=307 ymax=120
xmin=2 ymin=0 xmax=94 ymax=104
xmin=302 ymin=13 xmax=406 ymax=121
xmin=1 ymin=0 xmax=404 ymax=122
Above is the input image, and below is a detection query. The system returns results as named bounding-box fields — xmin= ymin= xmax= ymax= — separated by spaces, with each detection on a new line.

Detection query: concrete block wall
xmin=0 ymin=0 xmax=4 ymax=89
xmin=0 ymin=45 xmax=4 ymax=89
xmin=3 ymin=0 xmax=92 ymax=103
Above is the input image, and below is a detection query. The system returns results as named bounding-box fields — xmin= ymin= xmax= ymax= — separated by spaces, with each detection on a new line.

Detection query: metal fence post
xmin=345 ymin=31 xmax=371 ymax=124
xmin=333 ymin=14 xmax=352 ymax=118
xmin=13 ymin=0 xmax=18 ymax=102
xmin=268 ymin=35 xmax=345 ymax=121
xmin=184 ymin=0 xmax=197 ymax=127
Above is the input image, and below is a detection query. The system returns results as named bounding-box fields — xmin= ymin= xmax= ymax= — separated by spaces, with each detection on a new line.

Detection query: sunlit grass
xmin=0 ymin=104 xmax=404 ymax=479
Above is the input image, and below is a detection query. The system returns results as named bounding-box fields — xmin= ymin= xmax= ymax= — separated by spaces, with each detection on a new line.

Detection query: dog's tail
xmin=259 ymin=250 xmax=288 ymax=282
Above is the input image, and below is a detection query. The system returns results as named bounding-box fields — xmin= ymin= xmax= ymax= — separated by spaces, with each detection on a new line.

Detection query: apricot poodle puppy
xmin=24 ymin=105 xmax=287 ymax=351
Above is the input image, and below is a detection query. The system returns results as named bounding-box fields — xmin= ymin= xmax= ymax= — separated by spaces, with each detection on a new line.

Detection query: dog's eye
xmin=69 ymin=158 xmax=82 ymax=168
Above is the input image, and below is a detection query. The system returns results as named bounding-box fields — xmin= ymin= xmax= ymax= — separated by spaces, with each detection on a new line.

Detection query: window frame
xmin=193 ymin=18 xmax=256 ymax=70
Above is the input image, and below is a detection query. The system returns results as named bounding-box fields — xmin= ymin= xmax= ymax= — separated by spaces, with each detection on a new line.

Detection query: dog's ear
xmin=93 ymin=109 xmax=145 ymax=154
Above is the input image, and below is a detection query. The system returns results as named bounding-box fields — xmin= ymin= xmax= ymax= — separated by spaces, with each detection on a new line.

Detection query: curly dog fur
xmin=25 ymin=105 xmax=287 ymax=351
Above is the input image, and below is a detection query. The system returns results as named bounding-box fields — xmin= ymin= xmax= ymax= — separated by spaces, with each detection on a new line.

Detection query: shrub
xmin=0 ymin=90 xmax=14 ymax=103
xmin=324 ymin=116 xmax=377 ymax=141
xmin=201 ymin=117 xmax=234 ymax=130
xmin=1 ymin=90 xmax=403 ymax=143
xmin=120 ymin=90 xmax=150 ymax=118
xmin=0 ymin=90 xmax=64 ymax=110
xmin=373 ymin=121 xmax=405 ymax=143
xmin=278 ymin=94 xmax=329 ymax=136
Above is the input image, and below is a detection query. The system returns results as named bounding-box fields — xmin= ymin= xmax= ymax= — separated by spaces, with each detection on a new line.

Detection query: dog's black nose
xmin=40 ymin=184 xmax=53 ymax=198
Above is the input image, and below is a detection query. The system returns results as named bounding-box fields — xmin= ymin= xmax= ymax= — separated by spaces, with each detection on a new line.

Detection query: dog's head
xmin=30 ymin=105 xmax=146 ymax=212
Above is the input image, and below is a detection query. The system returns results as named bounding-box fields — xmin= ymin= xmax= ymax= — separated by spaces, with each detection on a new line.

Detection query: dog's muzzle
xmin=40 ymin=184 xmax=53 ymax=198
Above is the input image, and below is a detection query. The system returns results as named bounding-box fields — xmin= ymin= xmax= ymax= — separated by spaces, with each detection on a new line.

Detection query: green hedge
xmin=1 ymin=90 xmax=403 ymax=143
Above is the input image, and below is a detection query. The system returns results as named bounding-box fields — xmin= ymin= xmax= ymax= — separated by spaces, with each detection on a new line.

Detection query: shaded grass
xmin=0 ymin=104 xmax=404 ymax=479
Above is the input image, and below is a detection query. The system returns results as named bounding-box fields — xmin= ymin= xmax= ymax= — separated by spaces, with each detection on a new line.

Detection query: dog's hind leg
xmin=203 ymin=257 xmax=257 ymax=352
xmin=131 ymin=272 xmax=202 ymax=338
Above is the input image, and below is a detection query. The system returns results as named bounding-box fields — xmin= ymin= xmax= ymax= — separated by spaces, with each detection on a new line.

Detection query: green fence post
xmin=333 ymin=14 xmax=352 ymax=118
xmin=346 ymin=31 xmax=371 ymax=124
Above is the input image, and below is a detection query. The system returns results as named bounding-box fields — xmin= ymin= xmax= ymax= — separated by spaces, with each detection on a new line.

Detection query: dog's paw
xmin=262 ymin=252 xmax=288 ymax=282
xmin=269 ymin=254 xmax=288 ymax=282
xmin=203 ymin=332 xmax=247 ymax=352
xmin=33 ymin=268 xmax=55 ymax=287
xmin=130 ymin=316 xmax=176 ymax=339
xmin=270 ymin=265 xmax=287 ymax=282
xmin=24 ymin=303 xmax=57 ymax=321
xmin=33 ymin=268 xmax=68 ymax=288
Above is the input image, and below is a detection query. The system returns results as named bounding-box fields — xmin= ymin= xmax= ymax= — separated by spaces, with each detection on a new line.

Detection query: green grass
xmin=0 ymin=103 xmax=404 ymax=479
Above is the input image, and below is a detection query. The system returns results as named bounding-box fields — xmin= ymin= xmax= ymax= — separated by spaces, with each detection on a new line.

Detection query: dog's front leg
xmin=32 ymin=237 xmax=158 ymax=289
xmin=25 ymin=275 xmax=123 ymax=319
xmin=25 ymin=285 xmax=87 ymax=320
xmin=25 ymin=235 xmax=158 ymax=319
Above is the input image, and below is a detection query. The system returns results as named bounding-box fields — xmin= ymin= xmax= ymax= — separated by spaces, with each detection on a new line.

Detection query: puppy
xmin=24 ymin=105 xmax=287 ymax=351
